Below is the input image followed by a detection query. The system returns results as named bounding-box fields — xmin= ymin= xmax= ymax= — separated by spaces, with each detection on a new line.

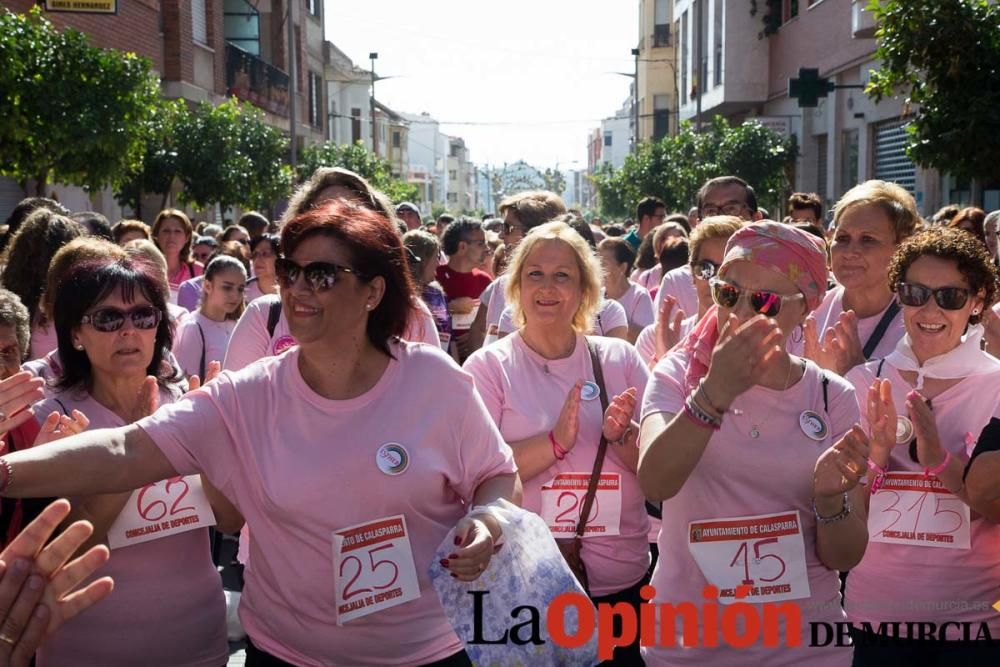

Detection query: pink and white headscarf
xmin=680 ymin=222 xmax=828 ymax=393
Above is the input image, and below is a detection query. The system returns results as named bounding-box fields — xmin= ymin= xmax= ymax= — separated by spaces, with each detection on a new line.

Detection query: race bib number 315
xmin=688 ymin=511 xmax=811 ymax=604
xmin=332 ymin=515 xmax=420 ymax=625
xmin=107 ymin=475 xmax=216 ymax=550
xmin=869 ymin=473 xmax=971 ymax=549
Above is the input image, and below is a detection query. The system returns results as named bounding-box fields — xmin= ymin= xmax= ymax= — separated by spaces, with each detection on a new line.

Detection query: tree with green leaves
xmin=115 ymin=98 xmax=189 ymax=216
xmin=0 ymin=7 xmax=161 ymax=195
xmin=592 ymin=116 xmax=795 ymax=217
xmin=174 ymin=99 xmax=291 ymax=214
xmin=866 ymin=0 xmax=1000 ymax=183
xmin=297 ymin=141 xmax=419 ymax=203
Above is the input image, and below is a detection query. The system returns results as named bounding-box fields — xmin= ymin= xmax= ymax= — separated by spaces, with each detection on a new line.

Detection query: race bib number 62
xmin=107 ymin=475 xmax=216 ymax=550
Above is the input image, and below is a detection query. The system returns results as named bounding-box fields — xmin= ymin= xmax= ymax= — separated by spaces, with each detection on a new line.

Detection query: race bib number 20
xmin=332 ymin=515 xmax=420 ymax=625
xmin=540 ymin=473 xmax=622 ymax=538
xmin=687 ymin=511 xmax=811 ymax=604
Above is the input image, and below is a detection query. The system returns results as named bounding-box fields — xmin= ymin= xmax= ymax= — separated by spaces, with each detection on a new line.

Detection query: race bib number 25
xmin=332 ymin=515 xmax=420 ymax=625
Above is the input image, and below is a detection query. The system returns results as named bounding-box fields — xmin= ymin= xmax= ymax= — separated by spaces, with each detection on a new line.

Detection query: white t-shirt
xmin=634 ymin=314 xmax=696 ymax=368
xmin=652 ymin=264 xmax=698 ymax=323
xmin=496 ymin=299 xmax=628 ymax=338
xmin=173 ymin=312 xmax=237 ymax=378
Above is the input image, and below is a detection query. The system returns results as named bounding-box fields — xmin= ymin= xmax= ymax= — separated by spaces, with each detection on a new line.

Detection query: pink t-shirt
xmin=35 ymin=389 xmax=227 ymax=667
xmin=464 ymin=332 xmax=651 ymax=596
xmin=139 ymin=342 xmax=516 ymax=666
xmin=615 ymin=283 xmax=655 ymax=329
xmin=497 ymin=299 xmax=628 ymax=339
xmin=635 ymin=315 xmax=696 ymax=368
xmin=652 ymin=264 xmax=698 ymax=323
xmin=635 ymin=265 xmax=662 ymax=293
xmin=223 ymin=295 xmax=440 ymax=373
xmin=28 ymin=319 xmax=58 ymax=361
xmin=640 ymin=351 xmax=856 ymax=666
xmin=173 ymin=311 xmax=236 ymax=378
xmin=845 ymin=359 xmax=1000 ymax=633
xmin=787 ymin=285 xmax=904 ymax=361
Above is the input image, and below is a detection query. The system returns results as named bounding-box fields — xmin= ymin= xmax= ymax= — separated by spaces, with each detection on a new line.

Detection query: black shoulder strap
xmin=576 ymin=338 xmax=611 ymax=538
xmin=876 ymin=358 xmax=886 ymax=378
xmin=196 ymin=322 xmax=206 ymax=380
xmin=820 ymin=372 xmax=830 ymax=414
xmin=53 ymin=398 xmax=69 ymax=416
xmin=266 ymin=300 xmax=282 ymax=338
xmin=862 ymin=300 xmax=901 ymax=360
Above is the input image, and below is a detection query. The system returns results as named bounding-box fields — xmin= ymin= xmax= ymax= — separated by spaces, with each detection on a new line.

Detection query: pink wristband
xmin=549 ymin=431 xmax=568 ymax=460
xmin=924 ymin=450 xmax=952 ymax=480
xmin=867 ymin=458 xmax=887 ymax=494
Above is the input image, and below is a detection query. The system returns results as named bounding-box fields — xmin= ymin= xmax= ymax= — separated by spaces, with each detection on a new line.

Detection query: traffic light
xmin=788 ymin=68 xmax=836 ymax=108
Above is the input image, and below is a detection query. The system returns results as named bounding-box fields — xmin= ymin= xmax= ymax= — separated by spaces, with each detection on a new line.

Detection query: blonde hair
xmin=832 ymin=180 xmax=920 ymax=241
xmin=498 ymin=191 xmax=567 ymax=231
xmin=688 ymin=215 xmax=744 ymax=263
xmin=504 ymin=221 xmax=603 ymax=333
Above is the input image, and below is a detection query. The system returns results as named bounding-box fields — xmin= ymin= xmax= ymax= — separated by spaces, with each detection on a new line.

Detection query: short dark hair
xmin=636 ymin=196 xmax=665 ymax=221
xmin=71 ymin=212 xmax=113 ymax=241
xmin=54 ymin=256 xmax=178 ymax=391
xmin=598 ymin=238 xmax=636 ymax=271
xmin=603 ymin=223 xmax=627 ymax=238
xmin=441 ymin=217 xmax=482 ymax=256
xmin=697 ymin=176 xmax=758 ymax=216
xmin=0 ymin=288 xmax=30 ymax=362
xmin=888 ymin=227 xmax=998 ymax=326
xmin=788 ymin=192 xmax=824 ymax=221
xmin=237 ymin=211 xmax=270 ymax=237
xmin=249 ymin=233 xmax=280 ymax=255
xmin=498 ymin=191 xmax=567 ymax=231
xmin=948 ymin=207 xmax=988 ymax=248
xmin=281 ymin=199 xmax=416 ymax=357
xmin=112 ymin=219 xmax=152 ymax=244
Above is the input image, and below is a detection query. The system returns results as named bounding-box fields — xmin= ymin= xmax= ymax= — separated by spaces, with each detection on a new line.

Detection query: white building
xmin=600 ymin=107 xmax=632 ymax=170
xmin=403 ymin=112 xmax=448 ymax=212
xmin=324 ymin=42 xmax=372 ymax=149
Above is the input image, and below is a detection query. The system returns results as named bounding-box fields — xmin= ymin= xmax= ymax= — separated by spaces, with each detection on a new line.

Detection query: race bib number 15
xmin=332 ymin=515 xmax=420 ymax=625
xmin=688 ymin=511 xmax=811 ymax=604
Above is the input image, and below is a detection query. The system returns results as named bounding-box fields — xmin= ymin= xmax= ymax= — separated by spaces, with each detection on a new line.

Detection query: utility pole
xmin=369 ymin=52 xmax=378 ymax=154
xmin=287 ymin=0 xmax=297 ymax=167
xmin=695 ymin=0 xmax=703 ymax=132
xmin=632 ymin=47 xmax=640 ymax=151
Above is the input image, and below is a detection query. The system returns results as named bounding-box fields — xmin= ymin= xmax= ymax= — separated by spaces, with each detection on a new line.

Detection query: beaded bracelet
xmin=684 ymin=394 xmax=722 ymax=430
xmin=0 ymin=457 xmax=12 ymax=494
xmin=867 ymin=458 xmax=887 ymax=495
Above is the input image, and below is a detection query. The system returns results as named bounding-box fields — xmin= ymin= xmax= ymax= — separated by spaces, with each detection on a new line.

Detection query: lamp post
xmin=369 ymin=52 xmax=378 ymax=154
xmin=631 ymin=47 xmax=640 ymax=151
xmin=287 ymin=0 xmax=297 ymax=167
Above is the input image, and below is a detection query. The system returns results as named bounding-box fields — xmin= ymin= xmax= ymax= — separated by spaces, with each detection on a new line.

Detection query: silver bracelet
xmin=812 ymin=492 xmax=851 ymax=523
xmin=0 ymin=457 xmax=13 ymax=494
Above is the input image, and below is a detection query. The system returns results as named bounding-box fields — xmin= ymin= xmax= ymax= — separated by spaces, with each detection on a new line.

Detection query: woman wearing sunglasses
xmin=639 ymin=222 xmax=869 ymax=667
xmin=0 ymin=200 xmax=518 ymax=666
xmin=844 ymin=228 xmax=1000 ymax=663
xmin=27 ymin=255 xmax=230 ymax=666
xmin=635 ymin=217 xmax=743 ymax=368
xmin=245 ymin=234 xmax=280 ymax=302
xmin=598 ymin=238 xmax=654 ymax=343
xmin=799 ymin=181 xmax=921 ymax=375
xmin=465 ymin=221 xmax=650 ymax=665
xmin=172 ymin=255 xmax=246 ymax=379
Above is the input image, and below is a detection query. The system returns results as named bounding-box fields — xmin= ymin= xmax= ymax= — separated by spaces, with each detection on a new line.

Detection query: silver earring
xmin=75 ymin=344 xmax=84 ymax=350
xmin=973 ymin=309 xmax=980 ymax=315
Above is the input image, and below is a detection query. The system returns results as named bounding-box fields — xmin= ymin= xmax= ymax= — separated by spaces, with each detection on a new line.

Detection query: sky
xmin=325 ymin=0 xmax=639 ymax=172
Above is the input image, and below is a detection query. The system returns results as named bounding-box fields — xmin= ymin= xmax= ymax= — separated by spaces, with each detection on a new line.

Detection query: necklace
xmin=521 ymin=332 xmax=575 ymax=375
xmin=734 ymin=356 xmax=802 ymax=439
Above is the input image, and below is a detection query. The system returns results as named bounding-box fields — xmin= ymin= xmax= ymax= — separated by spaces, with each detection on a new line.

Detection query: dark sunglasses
xmin=81 ymin=306 xmax=162 ymax=333
xmin=275 ymin=257 xmax=365 ymax=292
xmin=692 ymin=259 xmax=719 ymax=281
xmin=502 ymin=222 xmax=525 ymax=235
xmin=710 ymin=278 xmax=803 ymax=317
xmin=897 ymin=282 xmax=971 ymax=311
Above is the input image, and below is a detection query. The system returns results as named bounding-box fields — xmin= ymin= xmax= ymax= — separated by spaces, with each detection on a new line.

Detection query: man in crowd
xmin=654 ymin=176 xmax=761 ymax=318
xmin=396 ymin=202 xmax=422 ymax=231
xmin=436 ymin=217 xmax=493 ymax=360
xmin=623 ymin=196 xmax=666 ymax=251
xmin=788 ymin=192 xmax=824 ymax=225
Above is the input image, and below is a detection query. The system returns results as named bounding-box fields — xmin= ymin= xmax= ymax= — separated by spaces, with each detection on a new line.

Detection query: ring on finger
xmin=0 ymin=632 xmax=16 ymax=646
xmin=478 ymin=562 xmax=485 ymax=572
xmin=0 ymin=410 xmax=6 ymax=423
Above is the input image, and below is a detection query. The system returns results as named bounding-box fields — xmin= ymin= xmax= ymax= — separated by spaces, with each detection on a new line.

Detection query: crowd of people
xmin=0 ymin=170 xmax=995 ymax=666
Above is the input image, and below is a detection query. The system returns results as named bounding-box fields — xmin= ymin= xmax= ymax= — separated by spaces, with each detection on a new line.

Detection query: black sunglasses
xmin=692 ymin=259 xmax=719 ymax=281
xmin=710 ymin=278 xmax=803 ymax=317
xmin=275 ymin=257 xmax=366 ymax=292
xmin=502 ymin=222 xmax=525 ymax=235
xmin=81 ymin=306 xmax=162 ymax=333
xmin=897 ymin=282 xmax=971 ymax=311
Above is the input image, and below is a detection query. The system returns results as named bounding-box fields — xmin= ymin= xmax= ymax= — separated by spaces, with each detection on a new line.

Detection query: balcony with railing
xmin=225 ymin=42 xmax=290 ymax=117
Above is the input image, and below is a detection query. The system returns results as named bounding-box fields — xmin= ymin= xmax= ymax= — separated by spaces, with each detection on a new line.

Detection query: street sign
xmin=44 ymin=0 xmax=117 ymax=13
xmin=789 ymin=68 xmax=835 ymax=108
